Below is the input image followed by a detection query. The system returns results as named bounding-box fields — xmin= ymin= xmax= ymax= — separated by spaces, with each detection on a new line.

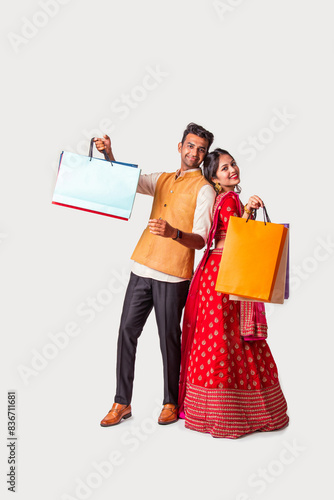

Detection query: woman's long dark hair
xmin=203 ymin=148 xmax=241 ymax=193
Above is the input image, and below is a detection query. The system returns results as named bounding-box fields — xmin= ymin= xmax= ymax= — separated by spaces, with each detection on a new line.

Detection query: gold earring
xmin=214 ymin=181 xmax=222 ymax=193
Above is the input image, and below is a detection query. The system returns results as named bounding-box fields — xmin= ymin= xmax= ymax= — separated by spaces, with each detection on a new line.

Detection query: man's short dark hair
xmin=181 ymin=122 xmax=214 ymax=151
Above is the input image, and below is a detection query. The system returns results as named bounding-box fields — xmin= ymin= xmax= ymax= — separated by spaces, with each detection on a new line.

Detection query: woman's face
xmin=213 ymin=154 xmax=240 ymax=192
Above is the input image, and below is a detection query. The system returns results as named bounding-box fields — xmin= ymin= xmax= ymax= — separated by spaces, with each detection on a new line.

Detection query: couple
xmin=95 ymin=123 xmax=289 ymax=438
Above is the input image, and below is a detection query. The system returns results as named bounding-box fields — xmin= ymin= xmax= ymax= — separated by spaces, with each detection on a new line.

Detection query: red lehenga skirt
xmin=184 ymin=249 xmax=289 ymax=439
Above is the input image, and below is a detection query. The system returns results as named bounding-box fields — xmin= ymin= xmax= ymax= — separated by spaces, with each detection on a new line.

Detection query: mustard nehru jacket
xmin=131 ymin=170 xmax=211 ymax=279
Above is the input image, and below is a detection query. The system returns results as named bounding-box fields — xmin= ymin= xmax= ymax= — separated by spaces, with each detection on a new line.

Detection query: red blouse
xmin=213 ymin=192 xmax=244 ymax=244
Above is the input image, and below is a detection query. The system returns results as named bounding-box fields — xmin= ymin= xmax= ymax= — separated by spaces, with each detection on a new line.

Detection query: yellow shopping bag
xmin=215 ymin=212 xmax=288 ymax=304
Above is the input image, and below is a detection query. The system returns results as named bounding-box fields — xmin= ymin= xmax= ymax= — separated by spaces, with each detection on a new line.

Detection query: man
xmin=95 ymin=123 xmax=216 ymax=426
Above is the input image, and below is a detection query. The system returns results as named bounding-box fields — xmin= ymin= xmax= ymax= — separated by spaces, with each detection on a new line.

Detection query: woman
xmin=178 ymin=148 xmax=289 ymax=438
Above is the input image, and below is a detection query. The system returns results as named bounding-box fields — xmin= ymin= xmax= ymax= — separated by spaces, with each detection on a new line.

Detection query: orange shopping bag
xmin=215 ymin=208 xmax=288 ymax=304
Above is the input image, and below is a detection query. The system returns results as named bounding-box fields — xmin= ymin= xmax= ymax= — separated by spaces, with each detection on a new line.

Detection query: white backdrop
xmin=1 ymin=1 xmax=333 ymax=499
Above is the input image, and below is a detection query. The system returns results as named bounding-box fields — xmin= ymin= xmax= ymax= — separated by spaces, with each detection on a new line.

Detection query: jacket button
xmin=170 ymin=190 xmax=173 ymax=193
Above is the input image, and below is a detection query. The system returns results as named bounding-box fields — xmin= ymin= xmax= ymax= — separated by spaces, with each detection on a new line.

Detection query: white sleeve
xmin=137 ymin=172 xmax=162 ymax=196
xmin=192 ymin=184 xmax=216 ymax=244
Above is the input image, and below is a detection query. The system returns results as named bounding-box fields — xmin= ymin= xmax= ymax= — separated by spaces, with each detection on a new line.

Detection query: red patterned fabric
xmin=185 ymin=382 xmax=288 ymax=439
xmin=179 ymin=192 xmax=289 ymax=438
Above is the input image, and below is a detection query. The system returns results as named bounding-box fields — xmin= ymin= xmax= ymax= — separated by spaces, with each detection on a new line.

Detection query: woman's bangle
xmin=244 ymin=204 xmax=253 ymax=215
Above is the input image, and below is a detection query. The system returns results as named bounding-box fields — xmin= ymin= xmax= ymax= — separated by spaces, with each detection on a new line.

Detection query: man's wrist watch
xmin=172 ymin=229 xmax=182 ymax=240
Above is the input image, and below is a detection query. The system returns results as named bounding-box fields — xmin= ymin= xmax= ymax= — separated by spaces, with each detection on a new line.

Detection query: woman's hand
xmin=246 ymin=195 xmax=264 ymax=211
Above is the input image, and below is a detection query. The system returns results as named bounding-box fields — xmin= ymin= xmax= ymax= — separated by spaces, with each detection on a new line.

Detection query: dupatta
xmin=178 ymin=191 xmax=268 ymax=414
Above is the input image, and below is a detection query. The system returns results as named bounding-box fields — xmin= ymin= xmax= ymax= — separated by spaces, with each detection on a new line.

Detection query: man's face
xmin=178 ymin=133 xmax=209 ymax=170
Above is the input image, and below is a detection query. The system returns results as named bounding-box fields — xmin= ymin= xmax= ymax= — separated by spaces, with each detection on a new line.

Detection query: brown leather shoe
xmin=100 ymin=403 xmax=132 ymax=427
xmin=158 ymin=404 xmax=178 ymax=425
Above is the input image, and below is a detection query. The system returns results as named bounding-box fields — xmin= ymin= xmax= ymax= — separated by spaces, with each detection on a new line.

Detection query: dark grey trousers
xmin=114 ymin=272 xmax=189 ymax=406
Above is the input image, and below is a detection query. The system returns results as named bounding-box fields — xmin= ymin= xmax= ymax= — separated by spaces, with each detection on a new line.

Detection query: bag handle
xmin=89 ymin=138 xmax=110 ymax=162
xmin=246 ymin=205 xmax=271 ymax=225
